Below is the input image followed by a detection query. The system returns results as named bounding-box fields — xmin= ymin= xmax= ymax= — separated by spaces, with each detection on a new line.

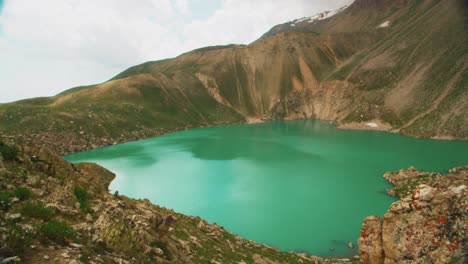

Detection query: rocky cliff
xmin=0 ymin=0 xmax=467 ymax=155
xmin=359 ymin=166 xmax=467 ymax=264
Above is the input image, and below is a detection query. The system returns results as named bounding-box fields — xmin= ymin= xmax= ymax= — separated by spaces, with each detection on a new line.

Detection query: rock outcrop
xmin=359 ymin=166 xmax=467 ymax=264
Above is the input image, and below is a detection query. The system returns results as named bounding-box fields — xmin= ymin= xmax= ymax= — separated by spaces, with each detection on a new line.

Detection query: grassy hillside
xmin=0 ymin=0 xmax=466 ymax=154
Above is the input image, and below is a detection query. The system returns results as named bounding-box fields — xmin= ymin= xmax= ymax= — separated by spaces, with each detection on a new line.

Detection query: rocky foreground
xmin=0 ymin=140 xmax=466 ymax=264
xmin=0 ymin=141 xmax=358 ymax=264
xmin=359 ymin=166 xmax=467 ymax=264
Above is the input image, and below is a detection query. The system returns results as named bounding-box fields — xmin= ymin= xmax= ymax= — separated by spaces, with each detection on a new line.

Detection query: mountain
xmin=0 ymin=0 xmax=467 ymax=155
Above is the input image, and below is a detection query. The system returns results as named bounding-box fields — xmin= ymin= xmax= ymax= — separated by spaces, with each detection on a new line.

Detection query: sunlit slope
xmin=0 ymin=0 xmax=466 ymax=152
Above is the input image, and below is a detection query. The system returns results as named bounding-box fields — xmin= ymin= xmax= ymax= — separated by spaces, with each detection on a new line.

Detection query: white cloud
xmin=0 ymin=0 xmax=353 ymax=103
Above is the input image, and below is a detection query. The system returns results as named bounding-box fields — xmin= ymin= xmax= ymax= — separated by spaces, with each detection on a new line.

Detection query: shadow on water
xmin=162 ymin=137 xmax=322 ymax=162
xmin=65 ymin=142 xmax=159 ymax=166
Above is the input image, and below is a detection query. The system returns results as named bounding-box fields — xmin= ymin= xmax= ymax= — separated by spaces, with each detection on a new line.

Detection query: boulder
xmin=413 ymin=184 xmax=437 ymax=201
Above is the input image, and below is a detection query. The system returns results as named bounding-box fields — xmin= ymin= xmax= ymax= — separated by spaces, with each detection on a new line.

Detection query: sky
xmin=0 ymin=0 xmax=353 ymax=103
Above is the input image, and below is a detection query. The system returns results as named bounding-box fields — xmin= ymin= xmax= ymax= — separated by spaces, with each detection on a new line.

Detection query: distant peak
xmin=262 ymin=3 xmax=350 ymax=37
xmin=289 ymin=4 xmax=350 ymax=26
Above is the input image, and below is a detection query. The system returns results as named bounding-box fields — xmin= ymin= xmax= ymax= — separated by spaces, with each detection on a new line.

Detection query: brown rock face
xmin=359 ymin=167 xmax=467 ymax=264
xmin=358 ymin=216 xmax=384 ymax=264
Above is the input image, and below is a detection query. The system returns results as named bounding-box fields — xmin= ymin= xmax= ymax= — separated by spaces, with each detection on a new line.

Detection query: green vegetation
xmin=5 ymin=223 xmax=33 ymax=257
xmin=74 ymin=186 xmax=91 ymax=213
xmin=392 ymin=174 xmax=438 ymax=198
xmin=15 ymin=187 xmax=32 ymax=200
xmin=21 ymin=202 xmax=54 ymax=220
xmin=0 ymin=142 xmax=17 ymax=161
xmin=40 ymin=220 xmax=76 ymax=245
xmin=0 ymin=191 xmax=12 ymax=210
xmin=329 ymin=52 xmax=366 ymax=80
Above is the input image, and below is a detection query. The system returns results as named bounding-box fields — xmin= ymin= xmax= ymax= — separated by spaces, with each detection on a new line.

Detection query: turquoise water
xmin=65 ymin=120 xmax=468 ymax=257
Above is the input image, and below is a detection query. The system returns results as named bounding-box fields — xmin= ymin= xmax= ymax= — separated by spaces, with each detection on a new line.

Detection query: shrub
xmin=0 ymin=191 xmax=12 ymax=210
xmin=15 ymin=187 xmax=32 ymax=200
xmin=74 ymin=186 xmax=91 ymax=212
xmin=21 ymin=202 xmax=54 ymax=220
xmin=40 ymin=220 xmax=76 ymax=245
xmin=0 ymin=142 xmax=17 ymax=161
xmin=5 ymin=223 xmax=33 ymax=257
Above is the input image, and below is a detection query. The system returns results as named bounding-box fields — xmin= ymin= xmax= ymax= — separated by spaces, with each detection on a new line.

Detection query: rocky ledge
xmin=359 ymin=166 xmax=467 ymax=264
xmin=0 ymin=141 xmax=358 ymax=263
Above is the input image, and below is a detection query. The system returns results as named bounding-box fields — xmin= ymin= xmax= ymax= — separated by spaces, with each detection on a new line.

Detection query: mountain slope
xmin=0 ymin=0 xmax=467 ymax=154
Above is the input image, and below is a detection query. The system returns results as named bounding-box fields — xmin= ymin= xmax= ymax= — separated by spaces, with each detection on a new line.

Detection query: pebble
xmin=86 ymin=213 xmax=93 ymax=222
xmin=6 ymin=213 xmax=21 ymax=221
xmin=69 ymin=243 xmax=83 ymax=248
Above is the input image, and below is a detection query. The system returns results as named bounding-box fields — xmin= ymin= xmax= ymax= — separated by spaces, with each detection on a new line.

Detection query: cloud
xmin=0 ymin=0 xmax=353 ymax=103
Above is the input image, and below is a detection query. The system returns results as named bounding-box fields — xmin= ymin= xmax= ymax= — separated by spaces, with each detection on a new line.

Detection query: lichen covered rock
xmin=358 ymin=216 xmax=383 ymax=264
xmin=359 ymin=166 xmax=468 ymax=264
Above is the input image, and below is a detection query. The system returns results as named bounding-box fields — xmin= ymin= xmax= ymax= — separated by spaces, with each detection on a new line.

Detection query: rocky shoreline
xmin=0 ymin=120 xmax=247 ymax=156
xmin=2 ymin=117 xmax=461 ymax=157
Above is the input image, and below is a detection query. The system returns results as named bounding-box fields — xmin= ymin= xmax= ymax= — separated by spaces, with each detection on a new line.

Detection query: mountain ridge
xmin=0 ymin=0 xmax=467 ymax=156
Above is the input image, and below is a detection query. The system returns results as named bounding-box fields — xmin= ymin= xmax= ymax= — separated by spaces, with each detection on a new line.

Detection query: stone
xmin=154 ymin=247 xmax=164 ymax=256
xmin=26 ymin=175 xmax=40 ymax=186
xmin=69 ymin=243 xmax=83 ymax=248
xmin=86 ymin=213 xmax=93 ymax=222
xmin=6 ymin=213 xmax=21 ymax=221
xmin=43 ymin=255 xmax=49 ymax=260
xmin=348 ymin=242 xmax=354 ymax=249
xmin=411 ymin=184 xmax=437 ymax=209
xmin=197 ymin=220 xmax=206 ymax=229
xmin=0 ymin=256 xmax=21 ymax=263
xmin=449 ymin=185 xmax=466 ymax=194
xmin=389 ymin=201 xmax=411 ymax=213
xmin=414 ymin=184 xmax=437 ymax=201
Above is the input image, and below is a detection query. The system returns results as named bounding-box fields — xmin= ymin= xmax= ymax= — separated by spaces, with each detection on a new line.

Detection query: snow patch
xmin=289 ymin=4 xmax=350 ymax=26
xmin=378 ymin=21 xmax=390 ymax=28
xmin=366 ymin=123 xmax=378 ymax=128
